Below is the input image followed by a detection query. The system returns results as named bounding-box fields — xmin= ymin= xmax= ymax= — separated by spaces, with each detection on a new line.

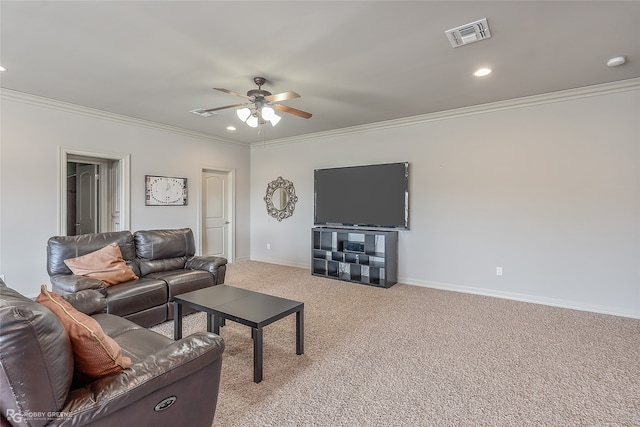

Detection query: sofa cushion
xmin=92 ymin=313 xmax=173 ymax=362
xmin=135 ymin=228 xmax=196 ymax=260
xmin=135 ymin=228 xmax=196 ymax=276
xmin=104 ymin=278 xmax=168 ymax=317
xmin=0 ymin=281 xmax=73 ymax=426
xmin=36 ymin=286 xmax=132 ymax=381
xmin=48 ymin=231 xmax=137 ymax=276
xmin=138 ymin=256 xmax=189 ymax=276
xmin=64 ymin=243 xmax=139 ymax=286
xmin=147 ymin=269 xmax=214 ymax=300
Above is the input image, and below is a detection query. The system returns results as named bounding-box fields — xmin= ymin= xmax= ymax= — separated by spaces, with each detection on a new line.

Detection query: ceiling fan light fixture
xmin=268 ymin=113 xmax=281 ymax=126
xmin=237 ymin=107 xmax=251 ymax=122
xmin=246 ymin=115 xmax=259 ymax=128
xmin=261 ymin=106 xmax=275 ymax=120
xmin=209 ymin=76 xmax=312 ymax=132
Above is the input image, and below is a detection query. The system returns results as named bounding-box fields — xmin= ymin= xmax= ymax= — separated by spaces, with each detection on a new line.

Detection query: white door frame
xmin=59 ymin=147 xmax=131 ymax=235
xmin=199 ymin=166 xmax=235 ymax=262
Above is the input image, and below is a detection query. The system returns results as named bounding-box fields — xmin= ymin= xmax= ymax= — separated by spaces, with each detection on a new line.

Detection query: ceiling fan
xmin=202 ymin=77 xmax=312 ymax=128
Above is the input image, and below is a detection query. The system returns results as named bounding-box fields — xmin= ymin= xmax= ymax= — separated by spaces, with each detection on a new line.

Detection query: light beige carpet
xmin=151 ymin=261 xmax=640 ymax=426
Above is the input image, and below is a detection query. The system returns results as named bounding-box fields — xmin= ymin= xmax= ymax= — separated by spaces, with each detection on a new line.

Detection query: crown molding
xmin=3 ymin=78 xmax=638 ymax=150
xmin=0 ymin=88 xmax=245 ymax=147
xmin=252 ymin=77 xmax=640 ymax=149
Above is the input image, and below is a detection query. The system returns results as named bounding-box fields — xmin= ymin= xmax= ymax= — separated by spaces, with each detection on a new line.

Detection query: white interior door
xmin=76 ymin=164 xmax=98 ymax=235
xmin=202 ymin=171 xmax=231 ymax=259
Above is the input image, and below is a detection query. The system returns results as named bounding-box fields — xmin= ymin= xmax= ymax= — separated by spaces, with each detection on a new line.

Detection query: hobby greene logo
xmin=5 ymin=410 xmax=72 ymax=422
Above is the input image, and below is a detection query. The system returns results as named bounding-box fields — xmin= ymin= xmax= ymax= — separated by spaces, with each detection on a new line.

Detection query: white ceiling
xmin=1 ymin=1 xmax=639 ymax=145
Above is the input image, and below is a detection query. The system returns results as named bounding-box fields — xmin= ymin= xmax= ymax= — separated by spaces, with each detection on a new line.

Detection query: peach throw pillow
xmin=36 ymin=285 xmax=132 ymax=380
xmin=64 ymin=243 xmax=138 ymax=285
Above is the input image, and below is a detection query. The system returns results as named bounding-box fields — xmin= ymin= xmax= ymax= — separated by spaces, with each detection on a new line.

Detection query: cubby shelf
xmin=311 ymin=227 xmax=398 ymax=288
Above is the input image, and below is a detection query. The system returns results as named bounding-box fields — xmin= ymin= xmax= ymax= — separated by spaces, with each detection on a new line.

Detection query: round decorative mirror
xmin=264 ymin=176 xmax=298 ymax=221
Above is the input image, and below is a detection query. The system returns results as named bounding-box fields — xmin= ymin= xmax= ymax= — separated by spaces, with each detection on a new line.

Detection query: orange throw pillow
xmin=36 ymin=285 xmax=132 ymax=380
xmin=64 ymin=243 xmax=138 ymax=286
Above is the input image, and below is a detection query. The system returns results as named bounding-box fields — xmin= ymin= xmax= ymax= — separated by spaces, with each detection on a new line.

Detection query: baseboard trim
xmin=249 ymin=257 xmax=309 ymax=269
xmin=401 ymin=277 xmax=640 ymax=320
xmin=243 ymin=260 xmax=639 ymax=319
xmin=31 ymin=261 xmax=636 ymax=318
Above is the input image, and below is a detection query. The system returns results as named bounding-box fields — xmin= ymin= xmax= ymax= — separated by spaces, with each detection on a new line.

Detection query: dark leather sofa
xmin=0 ymin=279 xmax=224 ymax=427
xmin=47 ymin=228 xmax=227 ymax=327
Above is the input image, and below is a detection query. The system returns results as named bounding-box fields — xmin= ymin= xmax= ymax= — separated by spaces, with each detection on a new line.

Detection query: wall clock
xmin=145 ymin=175 xmax=187 ymax=206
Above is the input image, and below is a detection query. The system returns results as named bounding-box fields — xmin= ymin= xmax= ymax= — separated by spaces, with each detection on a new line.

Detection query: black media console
xmin=311 ymin=227 xmax=398 ymax=288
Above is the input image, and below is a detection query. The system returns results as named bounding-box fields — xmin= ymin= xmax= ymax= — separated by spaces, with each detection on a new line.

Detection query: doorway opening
xmin=60 ymin=148 xmax=130 ymax=236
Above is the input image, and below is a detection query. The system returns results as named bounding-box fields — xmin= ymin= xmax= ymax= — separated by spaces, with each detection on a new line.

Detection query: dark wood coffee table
xmin=173 ymin=285 xmax=304 ymax=383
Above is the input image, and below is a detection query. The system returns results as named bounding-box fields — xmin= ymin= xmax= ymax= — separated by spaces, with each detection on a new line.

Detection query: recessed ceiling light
xmin=226 ymin=125 xmax=236 ymax=131
xmin=0 ymin=66 xmax=6 ymax=72
xmin=473 ymin=67 xmax=492 ymax=77
xmin=606 ymin=56 xmax=626 ymax=67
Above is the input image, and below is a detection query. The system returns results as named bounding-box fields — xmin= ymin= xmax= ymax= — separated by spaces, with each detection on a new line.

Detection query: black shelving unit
xmin=311 ymin=227 xmax=398 ymax=288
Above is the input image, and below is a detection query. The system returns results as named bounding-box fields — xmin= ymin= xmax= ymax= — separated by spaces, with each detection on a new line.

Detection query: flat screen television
xmin=314 ymin=162 xmax=409 ymax=229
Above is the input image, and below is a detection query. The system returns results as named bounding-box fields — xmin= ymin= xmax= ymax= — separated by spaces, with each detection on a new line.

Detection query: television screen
xmin=314 ymin=162 xmax=409 ymax=229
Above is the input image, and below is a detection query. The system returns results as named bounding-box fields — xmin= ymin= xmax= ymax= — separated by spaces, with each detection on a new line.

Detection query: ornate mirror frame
xmin=264 ymin=176 xmax=298 ymax=221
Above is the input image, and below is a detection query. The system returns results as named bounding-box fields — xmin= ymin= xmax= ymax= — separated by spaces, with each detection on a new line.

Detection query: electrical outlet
xmin=496 ymin=267 xmax=503 ymax=276
xmin=266 ymin=243 xmax=271 ymax=250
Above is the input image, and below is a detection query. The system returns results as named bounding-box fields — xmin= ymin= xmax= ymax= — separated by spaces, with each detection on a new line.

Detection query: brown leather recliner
xmin=0 ymin=279 xmax=224 ymax=427
xmin=47 ymin=228 xmax=227 ymax=327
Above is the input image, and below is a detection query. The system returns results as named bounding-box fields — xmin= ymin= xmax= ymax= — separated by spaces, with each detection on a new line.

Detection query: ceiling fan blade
xmin=265 ymin=91 xmax=301 ymax=102
xmin=272 ymin=103 xmax=312 ymax=119
xmin=203 ymin=103 xmax=248 ymax=113
xmin=213 ymin=88 xmax=251 ymax=99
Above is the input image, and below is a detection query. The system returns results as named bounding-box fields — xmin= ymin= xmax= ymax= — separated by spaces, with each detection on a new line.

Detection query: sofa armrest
xmin=58 ymin=332 xmax=224 ymax=425
xmin=50 ymin=274 xmax=106 ymax=294
xmin=61 ymin=290 xmax=107 ymax=315
xmin=185 ymin=256 xmax=227 ymax=274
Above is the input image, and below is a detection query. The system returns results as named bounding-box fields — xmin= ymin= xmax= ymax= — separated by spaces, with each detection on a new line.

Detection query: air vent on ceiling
xmin=189 ymin=108 xmax=218 ymax=117
xmin=445 ymin=18 xmax=491 ymax=48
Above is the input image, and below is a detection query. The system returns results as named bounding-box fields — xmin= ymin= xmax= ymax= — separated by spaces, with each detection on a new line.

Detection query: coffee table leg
xmin=174 ymin=302 xmax=183 ymax=340
xmin=296 ymin=307 xmax=304 ymax=355
xmin=253 ymin=327 xmax=263 ymax=383
xmin=213 ymin=315 xmax=221 ymax=334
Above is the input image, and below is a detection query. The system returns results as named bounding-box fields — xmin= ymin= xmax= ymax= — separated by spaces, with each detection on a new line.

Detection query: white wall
xmin=250 ymin=82 xmax=640 ymax=318
xmin=2 ymin=83 xmax=638 ymax=317
xmin=0 ymin=91 xmax=251 ymax=297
